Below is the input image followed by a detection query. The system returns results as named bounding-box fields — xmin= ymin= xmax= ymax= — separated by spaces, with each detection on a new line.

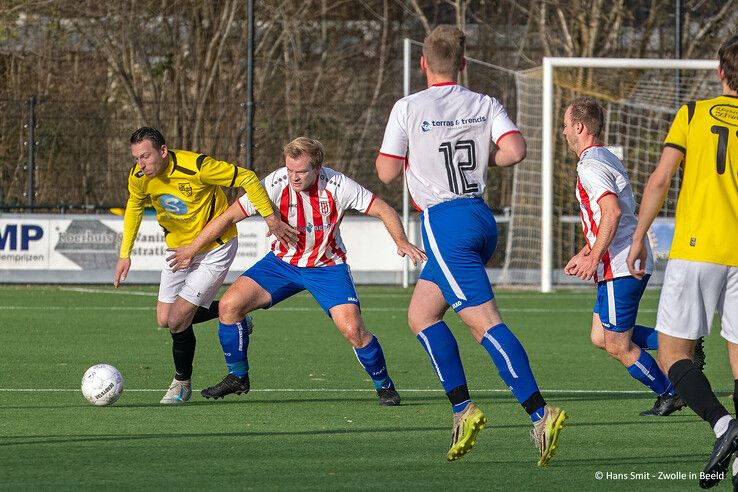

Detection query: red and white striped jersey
xmin=575 ymin=145 xmax=653 ymax=282
xmin=379 ymin=83 xmax=520 ymax=211
xmin=237 ymin=166 xmax=375 ymax=267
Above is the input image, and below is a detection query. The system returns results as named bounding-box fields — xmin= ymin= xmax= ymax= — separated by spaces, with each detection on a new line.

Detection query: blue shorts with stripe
xmin=242 ymin=251 xmax=360 ymax=317
xmin=419 ymin=198 xmax=497 ymax=312
xmin=594 ymin=274 xmax=651 ymax=332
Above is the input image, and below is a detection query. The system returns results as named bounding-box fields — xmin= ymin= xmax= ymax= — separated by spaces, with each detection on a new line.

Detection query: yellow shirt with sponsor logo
xmin=664 ymin=95 xmax=738 ymax=266
xmin=119 ymin=149 xmax=274 ymax=258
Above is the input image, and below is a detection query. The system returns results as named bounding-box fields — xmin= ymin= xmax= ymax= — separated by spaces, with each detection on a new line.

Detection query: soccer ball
xmin=81 ymin=364 xmax=124 ymax=406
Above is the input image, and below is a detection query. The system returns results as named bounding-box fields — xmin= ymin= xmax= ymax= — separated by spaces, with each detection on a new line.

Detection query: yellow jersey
xmin=664 ymin=95 xmax=738 ymax=266
xmin=119 ymin=149 xmax=274 ymax=258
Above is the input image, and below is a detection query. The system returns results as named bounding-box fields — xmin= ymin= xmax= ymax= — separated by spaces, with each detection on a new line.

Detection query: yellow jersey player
xmin=627 ymin=34 xmax=738 ymax=488
xmin=113 ymin=127 xmax=297 ymax=405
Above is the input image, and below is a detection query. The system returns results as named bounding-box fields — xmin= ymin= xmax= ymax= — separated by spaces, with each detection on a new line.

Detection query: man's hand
xmin=571 ymin=253 xmax=599 ymax=281
xmin=114 ymin=258 xmax=131 ymax=288
xmin=627 ymin=236 xmax=648 ymax=280
xmin=166 ymin=245 xmax=197 ymax=273
xmin=264 ymin=213 xmax=298 ymax=247
xmin=564 ymin=254 xmax=580 ymax=276
xmin=396 ymin=240 xmax=427 ymax=266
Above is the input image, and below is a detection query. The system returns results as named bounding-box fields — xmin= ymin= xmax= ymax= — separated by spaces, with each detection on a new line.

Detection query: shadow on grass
xmin=0 ymin=426 xmax=451 ymax=447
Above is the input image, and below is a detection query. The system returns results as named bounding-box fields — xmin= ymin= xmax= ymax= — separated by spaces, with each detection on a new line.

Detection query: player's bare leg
xmin=588 ymin=314 xmax=683 ymax=417
xmin=218 ymin=276 xmax=271 ymax=323
xmin=329 ymin=304 xmax=373 ymax=348
xmin=330 ymin=303 xmax=399 ymax=406
xmin=407 ymin=279 xmax=448 ymax=335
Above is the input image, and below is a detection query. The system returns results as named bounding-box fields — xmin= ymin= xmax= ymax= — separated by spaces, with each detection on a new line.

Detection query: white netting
xmin=510 ymin=65 xmax=720 ymax=286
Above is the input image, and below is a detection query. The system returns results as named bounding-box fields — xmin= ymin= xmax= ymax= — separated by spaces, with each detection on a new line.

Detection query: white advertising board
xmin=0 ymin=214 xmax=418 ymax=284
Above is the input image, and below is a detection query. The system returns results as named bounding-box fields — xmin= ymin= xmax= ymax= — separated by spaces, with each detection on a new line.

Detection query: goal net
xmin=402 ymin=41 xmax=719 ymax=290
xmin=516 ymin=59 xmax=719 ymax=291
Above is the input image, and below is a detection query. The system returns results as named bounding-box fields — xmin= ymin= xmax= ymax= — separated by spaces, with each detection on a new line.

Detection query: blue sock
xmin=481 ymin=324 xmax=545 ymax=422
xmin=417 ymin=321 xmax=470 ymax=412
xmin=218 ymin=319 xmax=249 ymax=378
xmin=627 ymin=349 xmax=675 ymax=396
xmin=631 ymin=325 xmax=659 ymax=350
xmin=354 ymin=336 xmax=394 ymax=391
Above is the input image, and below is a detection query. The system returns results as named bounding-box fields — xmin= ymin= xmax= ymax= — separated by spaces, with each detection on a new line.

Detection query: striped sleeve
xmin=577 ymin=161 xmax=618 ymax=204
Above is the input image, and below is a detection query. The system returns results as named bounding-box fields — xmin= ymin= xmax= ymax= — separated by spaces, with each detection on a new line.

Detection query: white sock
xmin=733 ymin=457 xmax=738 ymax=477
xmin=714 ymin=415 xmax=732 ymax=438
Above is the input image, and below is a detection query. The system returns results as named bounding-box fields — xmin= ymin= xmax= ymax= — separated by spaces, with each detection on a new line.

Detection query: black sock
xmin=171 ymin=326 xmax=196 ymax=381
xmin=733 ymin=380 xmax=738 ymax=416
xmin=523 ymin=391 xmax=547 ymax=416
xmin=446 ymin=385 xmax=471 ymax=407
xmin=668 ymin=358 xmax=729 ymax=428
xmin=192 ymin=300 xmax=219 ymax=324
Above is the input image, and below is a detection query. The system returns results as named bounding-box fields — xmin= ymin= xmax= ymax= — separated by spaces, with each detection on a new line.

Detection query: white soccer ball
xmin=81 ymin=364 xmax=124 ymax=406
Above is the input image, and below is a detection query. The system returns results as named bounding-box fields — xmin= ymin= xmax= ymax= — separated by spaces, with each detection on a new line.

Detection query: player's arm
xmin=166 ymin=201 xmax=247 ymax=272
xmin=572 ymin=194 xmax=621 ymax=281
xmin=490 ymin=132 xmax=526 ymax=167
xmin=627 ymin=146 xmax=684 ymax=278
xmin=375 ymin=154 xmax=404 ymax=184
xmin=114 ymin=178 xmax=146 ymax=287
xmin=200 ymin=156 xmax=297 ymax=246
xmin=364 ymin=197 xmax=426 ymax=266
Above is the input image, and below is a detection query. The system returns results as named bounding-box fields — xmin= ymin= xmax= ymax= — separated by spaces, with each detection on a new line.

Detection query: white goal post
xmin=540 ymin=57 xmax=719 ymax=292
xmin=400 ymin=41 xmax=720 ymax=292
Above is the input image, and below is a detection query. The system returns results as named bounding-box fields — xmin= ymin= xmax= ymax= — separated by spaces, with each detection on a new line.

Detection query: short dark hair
xmin=568 ymin=96 xmax=605 ymax=139
xmin=130 ymin=127 xmax=166 ymax=148
xmin=718 ymin=34 xmax=738 ymax=92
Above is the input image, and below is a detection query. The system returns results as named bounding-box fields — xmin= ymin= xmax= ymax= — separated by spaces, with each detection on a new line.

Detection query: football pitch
xmin=0 ymin=284 xmax=733 ymax=491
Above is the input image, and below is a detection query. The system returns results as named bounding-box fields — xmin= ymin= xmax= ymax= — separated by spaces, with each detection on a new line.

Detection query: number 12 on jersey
xmin=438 ymin=140 xmax=479 ymax=194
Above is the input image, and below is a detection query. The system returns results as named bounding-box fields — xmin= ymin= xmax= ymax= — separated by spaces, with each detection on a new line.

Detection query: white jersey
xmin=575 ymin=145 xmax=653 ymax=282
xmin=238 ymin=166 xmax=375 ymax=267
xmin=379 ymin=82 xmax=520 ymax=210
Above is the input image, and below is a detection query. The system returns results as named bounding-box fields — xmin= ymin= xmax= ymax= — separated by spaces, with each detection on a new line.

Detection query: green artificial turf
xmin=0 ymin=285 xmax=732 ymax=490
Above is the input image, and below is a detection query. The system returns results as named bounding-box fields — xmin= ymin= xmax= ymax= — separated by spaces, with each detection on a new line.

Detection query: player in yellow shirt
xmin=627 ymin=34 xmax=738 ymax=488
xmin=114 ymin=127 xmax=297 ymax=405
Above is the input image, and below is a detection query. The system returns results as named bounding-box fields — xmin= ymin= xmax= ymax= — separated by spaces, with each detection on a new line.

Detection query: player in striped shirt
xmin=115 ymin=127 xmax=296 ymax=405
xmin=168 ymin=136 xmax=426 ymax=405
xmin=562 ymin=96 xmax=697 ymax=417
xmin=375 ymin=25 xmax=566 ymax=464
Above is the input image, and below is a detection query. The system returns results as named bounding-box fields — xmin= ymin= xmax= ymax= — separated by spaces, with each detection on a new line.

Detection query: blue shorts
xmin=594 ymin=274 xmax=651 ymax=332
xmin=242 ymin=252 xmax=360 ymax=316
xmin=419 ymin=198 xmax=497 ymax=312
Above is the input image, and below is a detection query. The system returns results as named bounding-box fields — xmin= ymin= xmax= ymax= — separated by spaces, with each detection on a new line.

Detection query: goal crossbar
xmin=540 ymin=57 xmax=719 ymax=292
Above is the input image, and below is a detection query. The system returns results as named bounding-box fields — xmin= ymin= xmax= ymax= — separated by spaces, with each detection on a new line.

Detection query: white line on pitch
xmin=0 ymin=305 xmax=656 ymax=313
xmin=0 ymin=388 xmax=651 ymax=394
xmin=59 ymin=286 xmax=659 ymax=300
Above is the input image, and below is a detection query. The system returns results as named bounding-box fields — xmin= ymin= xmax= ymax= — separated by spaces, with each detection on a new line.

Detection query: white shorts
xmin=158 ymin=238 xmax=237 ymax=307
xmin=656 ymin=258 xmax=738 ymax=342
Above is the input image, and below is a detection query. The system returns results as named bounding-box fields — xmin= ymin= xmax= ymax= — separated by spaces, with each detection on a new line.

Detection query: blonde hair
xmin=283 ymin=136 xmax=325 ymax=168
xmin=422 ymin=25 xmax=465 ymax=77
